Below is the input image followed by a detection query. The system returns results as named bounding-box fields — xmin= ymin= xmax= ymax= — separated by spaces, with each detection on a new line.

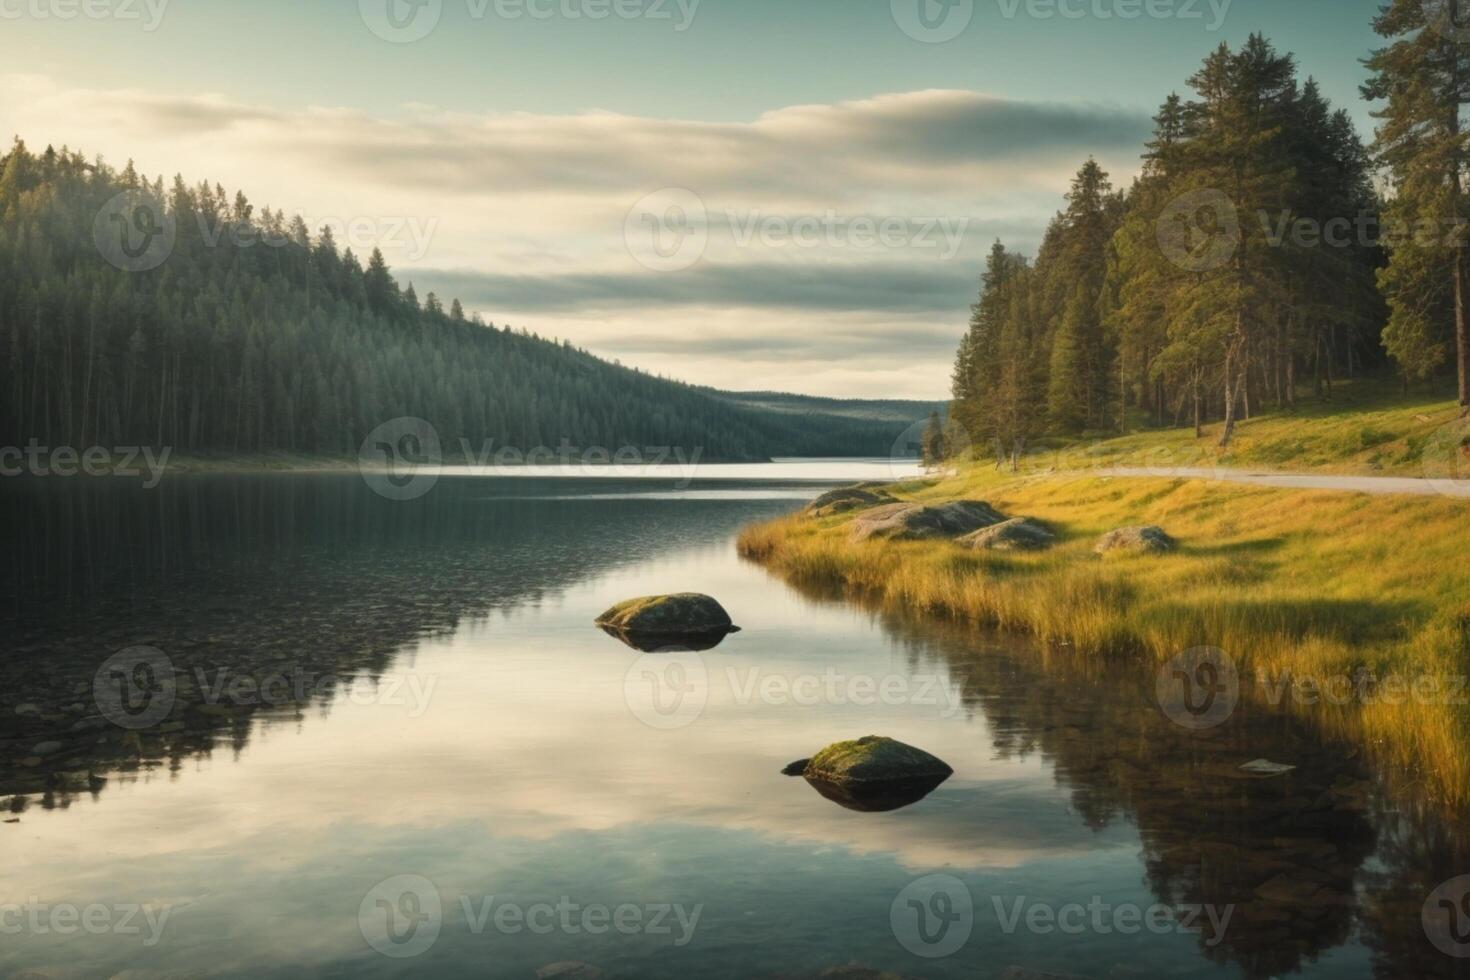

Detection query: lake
xmin=1 ymin=464 xmax=1466 ymax=979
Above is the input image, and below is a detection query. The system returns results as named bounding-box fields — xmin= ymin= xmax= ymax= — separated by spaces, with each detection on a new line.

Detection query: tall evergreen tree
xmin=1363 ymin=0 xmax=1470 ymax=408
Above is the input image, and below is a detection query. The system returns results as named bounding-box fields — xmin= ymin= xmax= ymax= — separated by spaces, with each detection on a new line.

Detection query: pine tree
xmin=1363 ymin=0 xmax=1470 ymax=407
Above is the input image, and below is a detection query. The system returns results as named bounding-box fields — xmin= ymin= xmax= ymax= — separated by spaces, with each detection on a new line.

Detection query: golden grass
xmin=739 ymin=464 xmax=1470 ymax=810
xmin=1011 ymin=375 xmax=1468 ymax=477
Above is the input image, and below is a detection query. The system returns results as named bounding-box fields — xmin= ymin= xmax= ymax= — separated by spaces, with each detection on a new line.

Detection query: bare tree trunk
xmin=1192 ymin=376 xmax=1203 ymax=438
xmin=1457 ymin=245 xmax=1470 ymax=410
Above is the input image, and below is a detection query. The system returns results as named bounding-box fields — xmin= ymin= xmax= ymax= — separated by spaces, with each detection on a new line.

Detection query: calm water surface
xmin=1 ymin=465 xmax=1466 ymax=979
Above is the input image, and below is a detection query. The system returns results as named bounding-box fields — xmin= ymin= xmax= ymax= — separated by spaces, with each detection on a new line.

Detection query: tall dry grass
xmin=739 ymin=468 xmax=1470 ymax=809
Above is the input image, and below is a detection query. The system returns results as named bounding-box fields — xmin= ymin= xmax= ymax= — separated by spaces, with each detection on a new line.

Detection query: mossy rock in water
xmin=805 ymin=483 xmax=897 ymax=518
xmin=959 ymin=517 xmax=1055 ymax=552
xmin=850 ymin=501 xmax=1005 ymax=542
xmin=595 ymin=593 xmax=738 ymax=639
xmin=802 ymin=735 xmax=953 ymax=785
xmin=1094 ymin=525 xmax=1175 ymax=555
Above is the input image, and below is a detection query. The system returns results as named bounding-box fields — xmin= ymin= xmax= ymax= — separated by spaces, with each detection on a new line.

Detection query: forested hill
xmin=0 ymin=141 xmax=931 ymax=462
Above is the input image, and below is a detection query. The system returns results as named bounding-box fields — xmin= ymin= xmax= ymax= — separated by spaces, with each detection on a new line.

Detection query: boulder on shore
xmin=850 ymin=501 xmax=1005 ymax=542
xmin=959 ymin=517 xmax=1055 ymax=552
xmin=1094 ymin=525 xmax=1175 ymax=555
xmin=595 ymin=593 xmax=739 ymax=650
xmin=805 ymin=483 xmax=897 ymax=518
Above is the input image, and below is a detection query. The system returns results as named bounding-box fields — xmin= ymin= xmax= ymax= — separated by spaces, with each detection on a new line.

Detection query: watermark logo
xmin=1157 ymin=188 xmax=1239 ymax=272
xmin=191 ymin=666 xmax=439 ymax=717
xmin=359 ymin=0 xmax=443 ymax=42
xmin=93 ymin=645 xmax=176 ymax=730
xmin=625 ymin=188 xmax=709 ymax=272
xmin=890 ymin=874 xmax=973 ymax=958
xmin=623 ymin=650 xmax=708 ymax=730
xmin=891 ymin=0 xmax=973 ymax=42
xmin=990 ymin=895 xmax=1232 ymax=946
xmin=1156 ymin=646 xmax=1238 ymax=731
xmin=993 ymin=0 xmax=1231 ymax=30
xmin=0 ymin=441 xmax=170 ymax=487
xmin=1424 ymin=875 xmax=1470 ymax=958
xmin=359 ymin=417 xmax=443 ymax=501
xmin=94 ymin=192 xmax=176 ymax=272
xmin=727 ymin=211 xmax=968 ymax=259
xmin=727 ymin=667 xmax=962 ymax=717
xmin=360 ymin=875 xmax=444 ymax=958
xmin=0 ymin=900 xmax=174 ymax=946
xmin=0 ymin=0 xmax=170 ymax=31
xmin=889 ymin=415 xmax=970 ymax=477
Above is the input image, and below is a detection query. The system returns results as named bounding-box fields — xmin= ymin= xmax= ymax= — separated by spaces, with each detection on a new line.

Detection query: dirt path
xmin=1098 ymin=466 xmax=1470 ymax=498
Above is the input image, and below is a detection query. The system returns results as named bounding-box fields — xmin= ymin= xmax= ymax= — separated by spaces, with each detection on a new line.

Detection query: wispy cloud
xmin=0 ymin=75 xmax=1151 ymax=397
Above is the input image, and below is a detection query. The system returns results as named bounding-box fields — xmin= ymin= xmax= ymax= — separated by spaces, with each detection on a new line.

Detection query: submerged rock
xmin=803 ymin=735 xmax=953 ymax=785
xmin=805 ymin=483 xmax=897 ymax=518
xmin=850 ymin=501 xmax=1005 ymax=542
xmin=595 ymin=593 xmax=739 ymax=651
xmin=794 ymin=736 xmax=952 ymax=812
xmin=1094 ymin=525 xmax=1175 ymax=555
xmin=595 ymin=593 xmax=737 ymax=634
xmin=804 ymin=774 xmax=949 ymax=813
xmin=960 ymin=517 xmax=1055 ymax=552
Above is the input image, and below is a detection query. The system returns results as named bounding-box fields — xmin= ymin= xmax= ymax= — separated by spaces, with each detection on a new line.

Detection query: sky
xmin=0 ymin=0 xmax=1386 ymax=398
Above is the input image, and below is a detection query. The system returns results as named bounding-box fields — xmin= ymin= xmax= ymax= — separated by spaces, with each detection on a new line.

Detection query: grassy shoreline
xmin=738 ymin=463 xmax=1470 ymax=812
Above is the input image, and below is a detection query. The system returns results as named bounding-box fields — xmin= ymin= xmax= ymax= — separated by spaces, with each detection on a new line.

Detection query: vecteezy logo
xmin=359 ymin=874 xmax=443 ymax=958
xmin=358 ymin=417 xmax=443 ymax=501
xmin=94 ymin=192 xmax=176 ymax=273
xmin=887 ymin=415 xmax=968 ymax=479
xmin=1156 ymin=646 xmax=1239 ymax=731
xmin=623 ymin=650 xmax=708 ymax=730
xmin=359 ymin=0 xmax=442 ymax=42
xmin=1424 ymin=0 xmax=1470 ymax=44
xmin=93 ymin=645 xmax=176 ymax=730
xmin=1156 ymin=188 xmax=1240 ymax=272
xmin=1421 ymin=418 xmax=1470 ymax=498
xmin=624 ymin=188 xmax=708 ymax=272
xmin=1424 ymin=875 xmax=1470 ymax=958
xmin=890 ymin=874 xmax=972 ymax=958
xmin=890 ymin=0 xmax=973 ymax=43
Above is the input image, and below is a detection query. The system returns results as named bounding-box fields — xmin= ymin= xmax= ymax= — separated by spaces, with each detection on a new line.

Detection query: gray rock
xmin=805 ymin=483 xmax=896 ymax=518
xmin=14 ymin=704 xmax=40 ymax=718
xmin=595 ymin=593 xmax=738 ymax=636
xmin=850 ymin=501 xmax=1005 ymax=542
xmin=802 ymin=735 xmax=953 ymax=785
xmin=31 ymin=741 xmax=63 ymax=757
xmin=960 ymin=517 xmax=1055 ymax=551
xmin=1094 ymin=525 xmax=1175 ymax=554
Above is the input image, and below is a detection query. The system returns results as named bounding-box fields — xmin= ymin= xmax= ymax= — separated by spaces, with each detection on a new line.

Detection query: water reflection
xmin=1 ymin=474 xmax=1468 ymax=978
xmin=802 ymin=773 xmax=951 ymax=813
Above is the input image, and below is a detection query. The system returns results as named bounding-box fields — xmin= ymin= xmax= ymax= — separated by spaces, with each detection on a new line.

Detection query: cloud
xmin=412 ymin=260 xmax=978 ymax=315
xmin=0 ymin=74 xmax=1152 ymax=397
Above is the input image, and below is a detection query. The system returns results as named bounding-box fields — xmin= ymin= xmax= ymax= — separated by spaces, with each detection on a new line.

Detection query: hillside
xmin=0 ymin=140 xmax=932 ymax=462
xmin=712 ymin=390 xmax=944 ymax=422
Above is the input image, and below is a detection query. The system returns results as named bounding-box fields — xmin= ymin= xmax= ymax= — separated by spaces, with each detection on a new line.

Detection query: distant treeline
xmin=0 ymin=142 xmax=925 ymax=460
xmin=951 ymin=18 xmax=1470 ymax=460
